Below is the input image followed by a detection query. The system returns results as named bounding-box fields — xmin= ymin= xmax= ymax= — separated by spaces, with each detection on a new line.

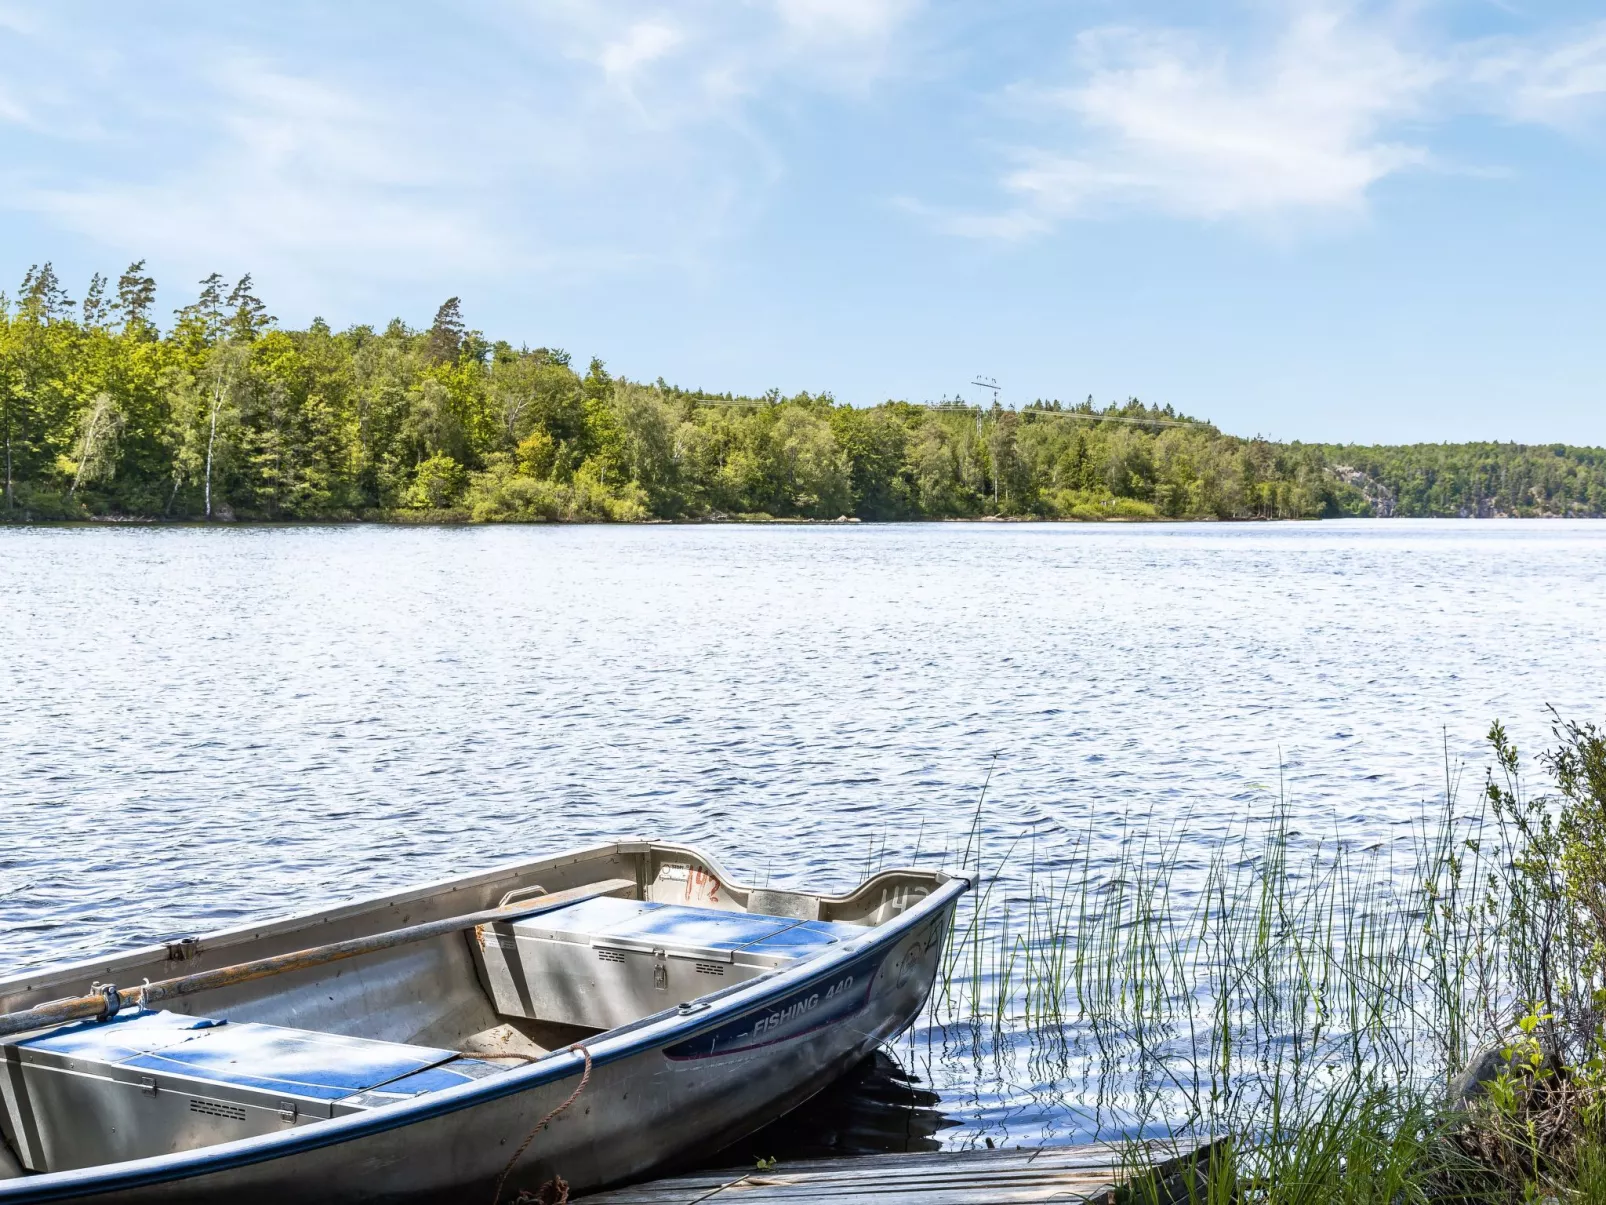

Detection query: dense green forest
xmin=2 ymin=263 xmax=1602 ymax=523
xmin=1320 ymin=442 xmax=1606 ymax=518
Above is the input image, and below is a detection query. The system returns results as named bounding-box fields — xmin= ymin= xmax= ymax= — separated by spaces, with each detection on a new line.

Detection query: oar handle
xmin=0 ymin=878 xmax=635 ymax=1040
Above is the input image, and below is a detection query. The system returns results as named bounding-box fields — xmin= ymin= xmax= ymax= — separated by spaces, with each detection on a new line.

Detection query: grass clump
xmin=1443 ymin=715 xmax=1606 ymax=1201
xmin=920 ymin=712 xmax=1606 ymax=1203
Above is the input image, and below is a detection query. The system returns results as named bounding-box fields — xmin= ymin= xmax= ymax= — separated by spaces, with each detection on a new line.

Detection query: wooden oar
xmin=0 ymin=878 xmax=636 ymax=1040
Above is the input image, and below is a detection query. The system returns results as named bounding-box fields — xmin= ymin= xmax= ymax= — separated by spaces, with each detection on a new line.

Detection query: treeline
xmin=1323 ymin=443 xmax=1606 ymax=517
xmin=2 ymin=263 xmax=1602 ymax=523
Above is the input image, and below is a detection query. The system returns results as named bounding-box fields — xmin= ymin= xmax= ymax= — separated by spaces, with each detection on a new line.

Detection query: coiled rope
xmin=491 ymin=1043 xmax=593 ymax=1205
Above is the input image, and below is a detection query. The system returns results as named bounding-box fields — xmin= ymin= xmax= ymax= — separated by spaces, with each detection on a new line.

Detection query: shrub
xmin=405 ymin=452 xmax=467 ymax=509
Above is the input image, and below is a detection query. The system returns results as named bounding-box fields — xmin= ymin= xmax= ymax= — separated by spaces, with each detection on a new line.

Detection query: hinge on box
xmin=653 ymin=948 xmax=668 ymax=991
xmin=139 ymin=1076 xmax=157 ymax=1098
xmin=278 ymin=1100 xmax=298 ymax=1123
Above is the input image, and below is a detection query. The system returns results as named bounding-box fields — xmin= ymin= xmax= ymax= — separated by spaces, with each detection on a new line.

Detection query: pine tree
xmin=425 ymin=298 xmax=465 ymax=363
xmin=81 ymin=274 xmax=110 ymax=329
xmin=115 ymin=261 xmax=157 ymax=336
xmin=19 ymin=263 xmax=73 ymax=322
xmin=227 ymin=274 xmax=274 ymax=341
xmin=583 ymin=357 xmax=613 ymax=403
xmin=195 ymin=273 xmax=227 ymax=341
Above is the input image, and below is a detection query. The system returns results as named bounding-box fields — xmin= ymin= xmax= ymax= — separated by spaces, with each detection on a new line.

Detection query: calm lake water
xmin=3 ymin=520 xmax=1604 ymax=1148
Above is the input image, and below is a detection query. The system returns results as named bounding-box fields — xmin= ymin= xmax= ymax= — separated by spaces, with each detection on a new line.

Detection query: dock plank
xmin=577 ymin=1143 xmax=1166 ymax=1204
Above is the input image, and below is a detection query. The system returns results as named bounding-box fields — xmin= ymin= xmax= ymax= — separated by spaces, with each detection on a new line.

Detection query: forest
xmin=3 ymin=263 xmax=1603 ymax=523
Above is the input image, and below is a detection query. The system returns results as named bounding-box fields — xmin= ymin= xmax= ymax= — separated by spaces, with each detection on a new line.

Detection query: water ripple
xmin=2 ymin=520 xmax=1603 ymax=1136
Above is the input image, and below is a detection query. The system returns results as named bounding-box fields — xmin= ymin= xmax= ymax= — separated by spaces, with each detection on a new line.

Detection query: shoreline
xmin=2 ymin=511 xmax=1601 ymax=528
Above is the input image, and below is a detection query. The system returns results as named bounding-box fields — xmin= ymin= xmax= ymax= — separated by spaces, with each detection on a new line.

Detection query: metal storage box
xmin=475 ymin=897 xmax=862 ymax=1029
xmin=0 ymin=1010 xmax=498 ymax=1172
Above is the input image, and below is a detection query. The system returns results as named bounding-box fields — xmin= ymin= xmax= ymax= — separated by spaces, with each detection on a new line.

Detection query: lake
xmin=3 ymin=520 xmax=1604 ymax=1148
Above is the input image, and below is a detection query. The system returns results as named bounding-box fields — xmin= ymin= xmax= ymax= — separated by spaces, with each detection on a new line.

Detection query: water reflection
xmin=700 ymin=1050 xmax=955 ymax=1165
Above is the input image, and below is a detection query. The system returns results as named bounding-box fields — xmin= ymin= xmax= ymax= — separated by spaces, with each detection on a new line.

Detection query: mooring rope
xmin=491 ymin=1043 xmax=593 ymax=1205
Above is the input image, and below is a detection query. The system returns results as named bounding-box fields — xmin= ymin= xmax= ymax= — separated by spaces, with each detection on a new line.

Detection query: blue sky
xmin=2 ymin=1 xmax=1604 ymax=444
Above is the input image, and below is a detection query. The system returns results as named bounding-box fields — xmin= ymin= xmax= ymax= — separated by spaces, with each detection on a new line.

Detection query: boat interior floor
xmin=453 ymin=1018 xmax=597 ymax=1062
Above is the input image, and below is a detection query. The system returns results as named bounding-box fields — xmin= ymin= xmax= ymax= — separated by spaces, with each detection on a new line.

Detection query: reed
xmin=912 ymin=769 xmax=1517 ymax=1202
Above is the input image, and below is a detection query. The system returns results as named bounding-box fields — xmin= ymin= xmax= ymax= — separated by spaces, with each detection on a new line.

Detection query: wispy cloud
xmin=1464 ymin=21 xmax=1606 ymax=129
xmin=770 ymin=0 xmax=920 ymax=87
xmin=538 ymin=0 xmax=920 ymax=109
xmin=18 ymin=60 xmax=493 ymax=288
xmin=0 ymin=1 xmax=925 ymax=300
xmin=598 ymin=20 xmax=683 ymax=83
xmin=5 ymin=0 xmax=1606 ymax=298
xmin=0 ymin=83 xmax=29 ymax=127
xmin=774 ymin=0 xmax=915 ymax=44
xmin=940 ymin=3 xmax=1606 ymax=238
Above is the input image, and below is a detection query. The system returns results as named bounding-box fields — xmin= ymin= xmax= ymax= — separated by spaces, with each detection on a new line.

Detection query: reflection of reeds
xmin=914 ymin=774 xmax=1505 ymax=1201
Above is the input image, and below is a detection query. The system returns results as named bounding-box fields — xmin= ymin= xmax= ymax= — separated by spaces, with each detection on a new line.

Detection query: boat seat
xmin=474 ymin=897 xmax=862 ymax=1029
xmin=0 ymin=1009 xmax=503 ymax=1173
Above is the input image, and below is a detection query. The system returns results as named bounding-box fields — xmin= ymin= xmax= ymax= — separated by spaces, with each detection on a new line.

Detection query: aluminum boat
xmin=0 ymin=841 xmax=966 ymax=1203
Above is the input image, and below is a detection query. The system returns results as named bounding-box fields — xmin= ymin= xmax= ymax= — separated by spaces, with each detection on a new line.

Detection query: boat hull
xmin=0 ymin=869 xmax=963 ymax=1203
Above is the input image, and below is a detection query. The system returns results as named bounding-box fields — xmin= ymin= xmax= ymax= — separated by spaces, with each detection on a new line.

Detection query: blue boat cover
xmin=522 ymin=897 xmax=863 ymax=956
xmin=522 ymin=895 xmax=660 ymax=935
xmin=603 ymin=906 xmax=800 ymax=950
xmin=122 ymin=1024 xmax=458 ymax=1102
xmin=18 ymin=1011 xmax=463 ymax=1104
xmin=371 ymin=1059 xmax=502 ymax=1095
xmin=744 ymin=921 xmax=855 ymax=957
xmin=15 ymin=1010 xmax=225 ymax=1065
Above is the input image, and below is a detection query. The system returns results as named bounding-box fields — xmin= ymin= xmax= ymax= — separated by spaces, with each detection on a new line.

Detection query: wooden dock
xmin=577 ymin=1141 xmax=1218 ymax=1204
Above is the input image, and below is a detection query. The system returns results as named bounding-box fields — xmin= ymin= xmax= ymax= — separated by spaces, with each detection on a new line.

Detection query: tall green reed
xmin=918 ymin=772 xmax=1509 ymax=1201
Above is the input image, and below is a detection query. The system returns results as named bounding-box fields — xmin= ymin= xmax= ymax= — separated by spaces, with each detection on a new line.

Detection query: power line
xmin=686 ymin=394 xmax=1207 ymax=429
xmin=686 ymin=398 xmax=771 ymax=408
xmin=921 ymin=403 xmax=1205 ymax=430
xmin=1018 ymin=409 xmax=1208 ymax=430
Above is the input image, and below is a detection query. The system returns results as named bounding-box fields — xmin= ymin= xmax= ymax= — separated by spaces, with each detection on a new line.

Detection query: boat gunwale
xmin=0 ymin=840 xmax=953 ymax=999
xmin=0 ymin=850 xmax=968 ymax=1203
xmin=0 ymin=841 xmax=638 ymax=999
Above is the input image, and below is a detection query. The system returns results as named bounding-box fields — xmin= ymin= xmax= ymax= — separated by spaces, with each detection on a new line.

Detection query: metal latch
xmin=278 ymin=1100 xmax=298 ymax=1123
xmin=653 ymin=948 xmax=668 ymax=991
xmin=139 ymin=1076 xmax=157 ymax=1098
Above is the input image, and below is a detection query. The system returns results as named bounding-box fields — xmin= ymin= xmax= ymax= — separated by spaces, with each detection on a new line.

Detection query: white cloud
xmin=0 ymin=7 xmax=105 ymax=138
xmin=0 ymin=1 xmax=928 ymax=301
xmin=0 ymin=83 xmax=29 ymax=126
xmin=769 ymin=0 xmax=920 ymax=91
xmin=949 ymin=4 xmax=1442 ymax=235
xmin=19 ymin=60 xmax=497 ymax=286
xmin=773 ymin=0 xmax=917 ymax=45
xmin=598 ymin=21 xmax=682 ymax=81
xmin=942 ymin=4 xmax=1606 ymax=238
xmin=7 ymin=0 xmax=1606 ymax=293
xmin=534 ymin=0 xmax=918 ymax=107
xmin=1464 ymin=22 xmax=1606 ymax=128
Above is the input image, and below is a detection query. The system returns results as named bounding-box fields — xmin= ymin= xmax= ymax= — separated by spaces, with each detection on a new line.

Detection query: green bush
xmin=404 ymin=452 xmax=467 ymax=509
